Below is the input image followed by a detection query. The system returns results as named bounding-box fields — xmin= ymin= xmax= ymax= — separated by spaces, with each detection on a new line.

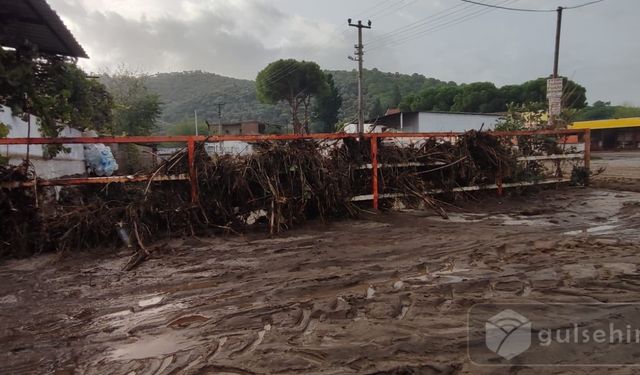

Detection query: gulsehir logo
xmin=485 ymin=309 xmax=531 ymax=360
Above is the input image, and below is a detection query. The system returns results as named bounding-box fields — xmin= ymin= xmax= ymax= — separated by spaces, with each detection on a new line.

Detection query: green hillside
xmin=143 ymin=69 xmax=591 ymax=134
xmin=144 ymin=69 xmax=447 ymax=132
xmin=144 ymin=71 xmax=290 ymax=129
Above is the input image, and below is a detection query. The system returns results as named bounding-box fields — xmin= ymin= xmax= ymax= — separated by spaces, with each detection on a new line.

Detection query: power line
xmin=366 ymin=2 xmax=473 ymax=48
xmin=364 ymin=0 xmax=409 ymax=20
xmin=460 ymin=0 xmax=604 ymax=12
xmin=367 ymin=0 xmax=512 ymax=50
xmin=564 ymin=0 xmax=605 ymax=9
xmin=357 ymin=0 xmax=389 ymax=18
xmin=258 ymin=0 xmax=425 ymax=87
xmin=368 ymin=0 xmax=515 ymax=52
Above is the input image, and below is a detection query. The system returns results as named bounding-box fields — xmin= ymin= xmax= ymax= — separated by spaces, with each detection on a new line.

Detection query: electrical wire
xmin=259 ymin=0 xmax=426 ymax=86
xmin=366 ymin=2 xmax=471 ymax=48
xmin=460 ymin=0 xmax=605 ymax=12
xmin=367 ymin=0 xmax=515 ymax=53
xmin=368 ymin=0 xmax=513 ymax=49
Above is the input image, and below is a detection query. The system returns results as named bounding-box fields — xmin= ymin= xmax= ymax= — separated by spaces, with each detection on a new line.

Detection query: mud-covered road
xmin=2 ymin=188 xmax=640 ymax=374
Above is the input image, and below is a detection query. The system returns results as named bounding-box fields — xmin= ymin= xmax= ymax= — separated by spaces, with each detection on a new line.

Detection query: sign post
xmin=547 ymin=77 xmax=563 ymax=125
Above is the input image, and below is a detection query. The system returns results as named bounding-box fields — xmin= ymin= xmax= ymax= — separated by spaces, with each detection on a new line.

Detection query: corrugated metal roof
xmin=570 ymin=117 xmax=640 ymax=130
xmin=0 ymin=0 xmax=87 ymax=58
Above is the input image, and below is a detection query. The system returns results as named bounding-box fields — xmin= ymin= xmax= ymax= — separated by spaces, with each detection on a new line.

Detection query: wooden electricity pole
xmin=553 ymin=6 xmax=563 ymax=78
xmin=348 ymin=19 xmax=371 ymax=134
xmin=548 ymin=6 xmax=564 ymax=127
xmin=216 ymin=102 xmax=225 ymax=136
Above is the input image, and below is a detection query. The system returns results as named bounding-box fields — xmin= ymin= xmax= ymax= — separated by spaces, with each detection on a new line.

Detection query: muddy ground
xmin=2 ymin=186 xmax=640 ymax=375
xmin=592 ymin=151 xmax=640 ymax=192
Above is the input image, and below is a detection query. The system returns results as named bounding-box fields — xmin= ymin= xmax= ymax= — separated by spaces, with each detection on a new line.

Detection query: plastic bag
xmin=84 ymin=144 xmax=118 ymax=176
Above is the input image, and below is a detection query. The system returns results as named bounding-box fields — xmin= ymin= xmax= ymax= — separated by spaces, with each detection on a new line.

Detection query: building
xmin=1 ymin=106 xmax=88 ymax=178
xmin=570 ymin=118 xmax=640 ymax=150
xmin=351 ymin=111 xmax=502 ymax=133
xmin=0 ymin=0 xmax=87 ymax=57
xmin=1 ymin=0 xmax=92 ymax=178
xmin=217 ymin=121 xmax=267 ymax=135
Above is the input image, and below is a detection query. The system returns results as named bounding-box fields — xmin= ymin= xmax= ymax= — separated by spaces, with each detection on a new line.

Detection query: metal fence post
xmin=370 ymin=135 xmax=379 ymax=209
xmin=187 ymin=137 xmax=198 ymax=204
xmin=497 ymin=165 xmax=503 ymax=197
xmin=583 ymin=128 xmax=591 ymax=171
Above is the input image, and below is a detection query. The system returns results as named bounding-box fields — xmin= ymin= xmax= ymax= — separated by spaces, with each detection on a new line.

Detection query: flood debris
xmin=1 ymin=131 xmax=575 ymax=259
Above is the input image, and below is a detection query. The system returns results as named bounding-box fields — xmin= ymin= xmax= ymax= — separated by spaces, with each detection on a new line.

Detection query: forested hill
xmin=144 ymin=69 xmax=588 ymax=133
xmin=144 ymin=69 xmax=449 ymax=130
xmin=144 ymin=71 xmax=290 ymax=127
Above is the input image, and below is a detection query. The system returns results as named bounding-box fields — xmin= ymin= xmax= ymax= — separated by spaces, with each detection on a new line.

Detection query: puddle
xmin=168 ymin=314 xmax=210 ymax=328
xmin=427 ymin=213 xmax=486 ymax=223
xmin=138 ymin=295 xmax=164 ymax=308
xmin=403 ymin=268 xmax=471 ymax=285
xmin=563 ymin=225 xmax=619 ymax=236
xmin=0 ymin=294 xmax=18 ymax=304
xmin=110 ymin=331 xmax=204 ymax=360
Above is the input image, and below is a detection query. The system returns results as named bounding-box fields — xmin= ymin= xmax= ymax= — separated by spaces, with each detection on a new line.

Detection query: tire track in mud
xmin=2 ymin=188 xmax=640 ymax=374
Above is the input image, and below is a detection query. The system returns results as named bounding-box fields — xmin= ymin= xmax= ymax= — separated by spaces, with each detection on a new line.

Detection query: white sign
xmin=549 ymin=97 xmax=562 ymax=116
xmin=547 ymin=77 xmax=563 ymax=98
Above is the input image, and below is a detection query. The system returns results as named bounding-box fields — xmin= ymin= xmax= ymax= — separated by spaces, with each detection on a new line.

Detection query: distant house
xmin=217 ymin=121 xmax=267 ymax=135
xmin=1 ymin=106 xmax=86 ymax=178
xmin=367 ymin=111 xmax=502 ymax=133
xmin=570 ymin=117 xmax=640 ymax=150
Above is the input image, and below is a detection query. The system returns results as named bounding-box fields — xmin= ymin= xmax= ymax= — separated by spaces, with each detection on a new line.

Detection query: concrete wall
xmin=1 ymin=105 xmax=86 ymax=178
xmin=417 ymin=113 xmax=500 ymax=132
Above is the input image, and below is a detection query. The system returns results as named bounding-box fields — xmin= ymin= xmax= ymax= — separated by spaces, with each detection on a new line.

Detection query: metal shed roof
xmin=570 ymin=117 xmax=640 ymax=130
xmin=0 ymin=0 xmax=87 ymax=58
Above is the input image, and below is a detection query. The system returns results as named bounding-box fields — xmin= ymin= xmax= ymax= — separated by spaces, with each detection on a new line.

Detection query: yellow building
xmin=570 ymin=118 xmax=640 ymax=150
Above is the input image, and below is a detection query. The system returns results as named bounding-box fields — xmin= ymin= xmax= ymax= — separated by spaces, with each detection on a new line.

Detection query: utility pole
xmin=548 ymin=6 xmax=564 ymax=127
xmin=216 ymin=102 xmax=225 ymax=153
xmin=194 ymin=110 xmax=198 ymax=136
xmin=553 ymin=6 xmax=563 ymax=78
xmin=216 ymin=102 xmax=225 ymax=135
xmin=348 ymin=18 xmax=371 ymax=134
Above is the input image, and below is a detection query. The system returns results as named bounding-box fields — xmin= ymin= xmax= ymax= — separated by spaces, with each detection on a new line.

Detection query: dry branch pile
xmin=1 ymin=131 xmax=552 ymax=259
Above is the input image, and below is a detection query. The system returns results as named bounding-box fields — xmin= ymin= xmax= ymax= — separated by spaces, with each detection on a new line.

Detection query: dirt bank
xmin=1 ymin=187 xmax=640 ymax=374
xmin=591 ymin=151 xmax=640 ymax=192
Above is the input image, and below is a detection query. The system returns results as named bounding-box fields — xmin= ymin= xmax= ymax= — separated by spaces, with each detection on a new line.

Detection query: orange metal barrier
xmin=0 ymin=129 xmax=591 ymax=209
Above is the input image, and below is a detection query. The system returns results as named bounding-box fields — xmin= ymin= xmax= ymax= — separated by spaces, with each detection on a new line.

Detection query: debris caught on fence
xmin=0 ymin=131 xmax=582 ymax=259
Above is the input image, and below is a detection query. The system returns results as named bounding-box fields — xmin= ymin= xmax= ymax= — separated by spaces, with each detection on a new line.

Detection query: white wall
xmin=1 ymin=105 xmax=86 ymax=178
xmin=418 ymin=112 xmax=500 ymax=132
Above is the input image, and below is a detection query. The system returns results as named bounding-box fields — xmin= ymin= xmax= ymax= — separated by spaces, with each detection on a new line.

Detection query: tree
xmin=576 ymin=101 xmax=640 ymax=121
xmin=368 ymin=97 xmax=384 ymax=119
xmin=451 ymin=82 xmax=503 ymax=113
xmin=0 ymin=44 xmax=113 ymax=138
xmin=100 ymin=70 xmax=162 ymax=136
xmin=390 ymin=84 xmax=402 ymax=108
xmin=312 ymin=73 xmax=342 ymax=133
xmin=256 ymin=59 xmax=327 ymax=133
xmin=167 ymin=117 xmax=210 ymax=136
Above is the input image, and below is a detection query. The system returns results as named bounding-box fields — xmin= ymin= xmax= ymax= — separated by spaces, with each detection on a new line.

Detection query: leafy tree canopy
xmin=575 ymin=100 xmax=640 ymax=121
xmin=311 ymin=73 xmax=342 ymax=133
xmin=399 ymin=77 xmax=586 ymax=114
xmin=100 ymin=70 xmax=162 ymax=136
xmin=256 ymin=59 xmax=327 ymax=133
xmin=0 ymin=45 xmax=113 ymax=137
xmin=368 ymin=97 xmax=384 ymax=119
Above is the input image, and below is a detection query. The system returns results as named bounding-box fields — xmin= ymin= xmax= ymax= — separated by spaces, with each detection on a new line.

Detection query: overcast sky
xmin=50 ymin=0 xmax=638 ymax=105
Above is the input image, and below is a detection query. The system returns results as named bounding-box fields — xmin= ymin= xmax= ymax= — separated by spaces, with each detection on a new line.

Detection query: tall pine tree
xmin=312 ymin=74 xmax=342 ymax=133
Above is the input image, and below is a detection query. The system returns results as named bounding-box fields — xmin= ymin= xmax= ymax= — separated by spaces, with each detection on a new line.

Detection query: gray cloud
xmin=50 ymin=0 xmax=639 ymax=105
